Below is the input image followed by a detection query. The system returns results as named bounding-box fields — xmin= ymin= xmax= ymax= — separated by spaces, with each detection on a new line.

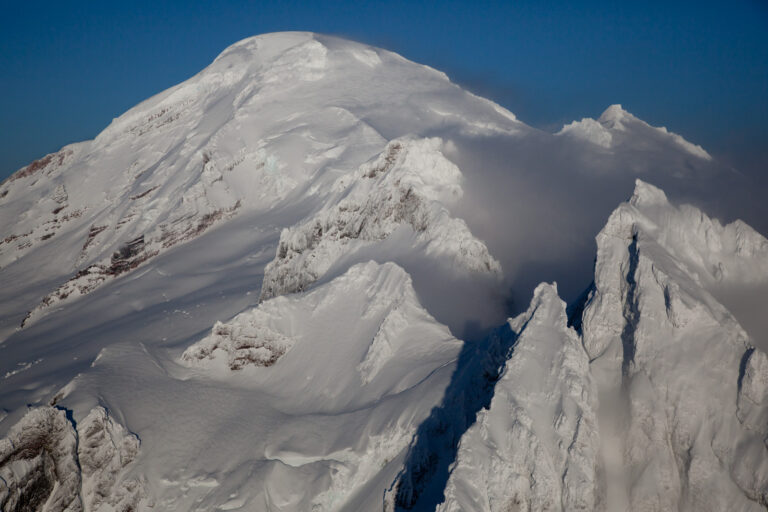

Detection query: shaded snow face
xmin=174 ymin=261 xmax=464 ymax=509
xmin=438 ymin=284 xmax=601 ymax=512
xmin=182 ymin=261 xmax=462 ymax=412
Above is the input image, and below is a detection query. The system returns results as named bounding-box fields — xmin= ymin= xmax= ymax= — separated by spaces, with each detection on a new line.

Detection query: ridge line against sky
xmin=1 ymin=0 xmax=766 ymax=181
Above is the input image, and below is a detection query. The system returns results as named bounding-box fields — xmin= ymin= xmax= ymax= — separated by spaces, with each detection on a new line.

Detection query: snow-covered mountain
xmin=1 ymin=32 xmax=765 ymax=511
xmin=437 ymin=181 xmax=768 ymax=511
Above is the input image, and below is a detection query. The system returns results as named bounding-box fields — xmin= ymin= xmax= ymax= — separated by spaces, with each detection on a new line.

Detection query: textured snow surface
xmin=558 ymin=116 xmax=614 ymax=148
xmin=183 ymin=261 xmax=462 ymax=403
xmin=1 ymin=32 xmax=766 ymax=512
xmin=260 ymin=138 xmax=501 ymax=300
xmin=0 ymin=31 xmax=515 ymax=331
xmin=580 ymin=180 xmax=768 ymax=511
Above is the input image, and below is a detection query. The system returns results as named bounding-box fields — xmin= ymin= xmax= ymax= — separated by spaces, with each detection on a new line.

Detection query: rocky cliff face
xmin=0 ymin=406 xmax=143 ymax=512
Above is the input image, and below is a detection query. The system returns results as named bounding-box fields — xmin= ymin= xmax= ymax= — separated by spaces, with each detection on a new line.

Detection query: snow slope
xmin=581 ymin=180 xmax=768 ymax=511
xmin=65 ymin=262 xmax=462 ymax=511
xmin=0 ymin=31 xmax=517 ymax=334
xmin=1 ymin=32 xmax=766 ymax=511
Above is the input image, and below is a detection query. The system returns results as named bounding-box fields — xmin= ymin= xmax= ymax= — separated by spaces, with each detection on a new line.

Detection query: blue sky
xmin=1 ymin=0 xmax=766 ymax=180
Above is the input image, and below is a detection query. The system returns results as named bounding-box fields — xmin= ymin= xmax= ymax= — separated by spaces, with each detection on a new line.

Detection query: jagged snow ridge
xmin=738 ymin=348 xmax=768 ymax=433
xmin=0 ymin=406 xmax=143 ymax=512
xmin=260 ymin=138 xmax=502 ymax=300
xmin=78 ymin=407 xmax=144 ymax=511
xmin=439 ymin=180 xmax=768 ymax=511
xmin=558 ymin=104 xmax=712 ymax=160
xmin=0 ymin=407 xmax=81 ymax=511
xmin=439 ymin=283 xmax=601 ymax=512
xmin=182 ymin=313 xmax=294 ymax=370
xmin=581 ymin=180 xmax=768 ymax=510
xmin=623 ymin=180 xmax=768 ymax=285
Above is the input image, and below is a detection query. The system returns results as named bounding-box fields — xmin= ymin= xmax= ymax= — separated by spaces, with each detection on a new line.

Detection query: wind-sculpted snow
xmin=0 ymin=406 xmax=143 ymax=512
xmin=738 ymin=348 xmax=768 ymax=434
xmin=77 ymin=407 xmax=144 ymax=512
xmin=583 ymin=179 xmax=768 ymax=359
xmin=179 ymin=261 xmax=464 ymax=509
xmin=260 ymin=138 xmax=501 ymax=300
xmin=0 ymin=407 xmax=81 ymax=511
xmin=432 ymin=181 xmax=768 ymax=511
xmin=438 ymin=283 xmax=601 ymax=512
xmin=184 ymin=261 xmax=461 ymax=405
xmin=1 ymin=31 xmax=523 ymax=334
xmin=182 ymin=311 xmax=294 ymax=370
xmin=558 ymin=116 xmax=614 ymax=148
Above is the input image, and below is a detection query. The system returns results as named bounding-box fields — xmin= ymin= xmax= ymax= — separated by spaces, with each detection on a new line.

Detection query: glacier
xmin=0 ymin=32 xmax=766 ymax=511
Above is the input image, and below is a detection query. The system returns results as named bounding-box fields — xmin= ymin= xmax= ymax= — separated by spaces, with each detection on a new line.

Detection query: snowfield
xmin=1 ymin=32 xmax=766 ymax=511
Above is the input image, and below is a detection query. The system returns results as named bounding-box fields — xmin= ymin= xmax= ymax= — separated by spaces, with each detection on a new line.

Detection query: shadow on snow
xmin=386 ymin=321 xmax=518 ymax=510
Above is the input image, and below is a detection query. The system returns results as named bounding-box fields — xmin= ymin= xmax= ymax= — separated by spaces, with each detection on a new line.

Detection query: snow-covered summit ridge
xmin=1 ymin=32 xmax=764 ymax=512
xmin=558 ymin=104 xmax=711 ymax=160
xmin=95 ymin=31 xmax=512 ymax=146
xmin=0 ymin=31 xmax=521 ymax=331
xmin=583 ymin=178 xmax=768 ymax=364
xmin=597 ymin=103 xmax=631 ymax=130
xmin=577 ymin=179 xmax=768 ymax=510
